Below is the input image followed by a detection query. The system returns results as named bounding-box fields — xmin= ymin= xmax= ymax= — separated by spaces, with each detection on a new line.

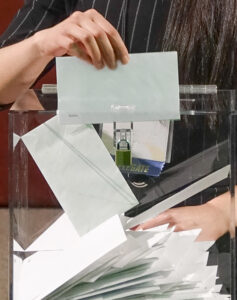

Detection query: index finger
xmin=86 ymin=9 xmax=129 ymax=64
xmin=137 ymin=213 xmax=171 ymax=230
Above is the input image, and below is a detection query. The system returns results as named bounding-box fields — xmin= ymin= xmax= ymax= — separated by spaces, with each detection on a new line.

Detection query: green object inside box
xmin=115 ymin=150 xmax=132 ymax=166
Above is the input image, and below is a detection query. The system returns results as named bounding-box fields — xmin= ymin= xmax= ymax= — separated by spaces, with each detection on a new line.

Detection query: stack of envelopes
xmin=14 ymin=214 xmax=229 ymax=300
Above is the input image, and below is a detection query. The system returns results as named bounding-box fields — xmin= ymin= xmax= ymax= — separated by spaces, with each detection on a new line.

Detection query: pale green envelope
xmin=21 ymin=116 xmax=138 ymax=237
xmin=56 ymin=52 xmax=180 ymax=124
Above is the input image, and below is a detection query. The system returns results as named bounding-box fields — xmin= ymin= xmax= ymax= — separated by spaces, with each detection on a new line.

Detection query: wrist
xmin=31 ymin=31 xmax=54 ymax=62
xmin=205 ymin=193 xmax=231 ymax=235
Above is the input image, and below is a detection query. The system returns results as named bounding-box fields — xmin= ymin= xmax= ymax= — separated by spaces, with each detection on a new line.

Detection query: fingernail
xmin=122 ymin=55 xmax=129 ymax=64
xmin=135 ymin=226 xmax=143 ymax=231
xmin=111 ymin=61 xmax=117 ymax=69
xmin=96 ymin=62 xmax=104 ymax=69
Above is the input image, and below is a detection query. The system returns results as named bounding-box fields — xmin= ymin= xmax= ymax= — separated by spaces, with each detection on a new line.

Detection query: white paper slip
xmin=56 ymin=52 xmax=180 ymax=124
xmin=21 ymin=116 xmax=138 ymax=236
xmin=26 ymin=213 xmax=81 ymax=251
xmin=14 ymin=215 xmax=127 ymax=300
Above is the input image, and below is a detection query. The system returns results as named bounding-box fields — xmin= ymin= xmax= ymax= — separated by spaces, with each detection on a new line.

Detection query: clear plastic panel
xmin=9 ymin=88 xmax=236 ymax=299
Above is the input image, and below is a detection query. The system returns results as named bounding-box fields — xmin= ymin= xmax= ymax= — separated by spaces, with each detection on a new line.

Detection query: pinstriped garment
xmin=0 ymin=0 xmax=171 ymax=53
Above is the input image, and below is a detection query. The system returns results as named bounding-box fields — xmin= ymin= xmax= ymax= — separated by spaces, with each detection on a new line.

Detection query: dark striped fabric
xmin=0 ymin=0 xmax=171 ymax=53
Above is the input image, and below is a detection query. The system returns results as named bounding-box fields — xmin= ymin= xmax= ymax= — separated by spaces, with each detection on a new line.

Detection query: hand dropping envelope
xmin=56 ymin=52 xmax=180 ymax=124
xmin=21 ymin=116 xmax=138 ymax=236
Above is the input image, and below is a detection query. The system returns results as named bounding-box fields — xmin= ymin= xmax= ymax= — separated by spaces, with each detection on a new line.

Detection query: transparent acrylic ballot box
xmin=9 ymin=88 xmax=236 ymax=300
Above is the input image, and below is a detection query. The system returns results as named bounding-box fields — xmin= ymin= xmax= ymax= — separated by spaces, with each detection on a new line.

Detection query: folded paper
xmin=14 ymin=215 xmax=127 ymax=300
xmin=21 ymin=116 xmax=138 ymax=236
xmin=13 ymin=216 xmax=229 ymax=300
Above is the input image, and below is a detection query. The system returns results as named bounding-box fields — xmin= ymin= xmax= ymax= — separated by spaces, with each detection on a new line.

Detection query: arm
xmin=0 ymin=37 xmax=52 ymax=104
xmin=0 ymin=9 xmax=129 ymax=104
xmin=135 ymin=187 xmax=237 ymax=241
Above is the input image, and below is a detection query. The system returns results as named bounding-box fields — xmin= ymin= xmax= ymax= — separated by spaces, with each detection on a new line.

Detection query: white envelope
xmin=15 ymin=215 xmax=127 ymax=300
xmin=56 ymin=52 xmax=180 ymax=124
xmin=21 ymin=116 xmax=138 ymax=236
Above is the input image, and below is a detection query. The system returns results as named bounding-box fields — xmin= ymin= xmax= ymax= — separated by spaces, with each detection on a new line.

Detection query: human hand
xmin=33 ymin=9 xmax=129 ymax=69
xmin=133 ymin=201 xmax=230 ymax=241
